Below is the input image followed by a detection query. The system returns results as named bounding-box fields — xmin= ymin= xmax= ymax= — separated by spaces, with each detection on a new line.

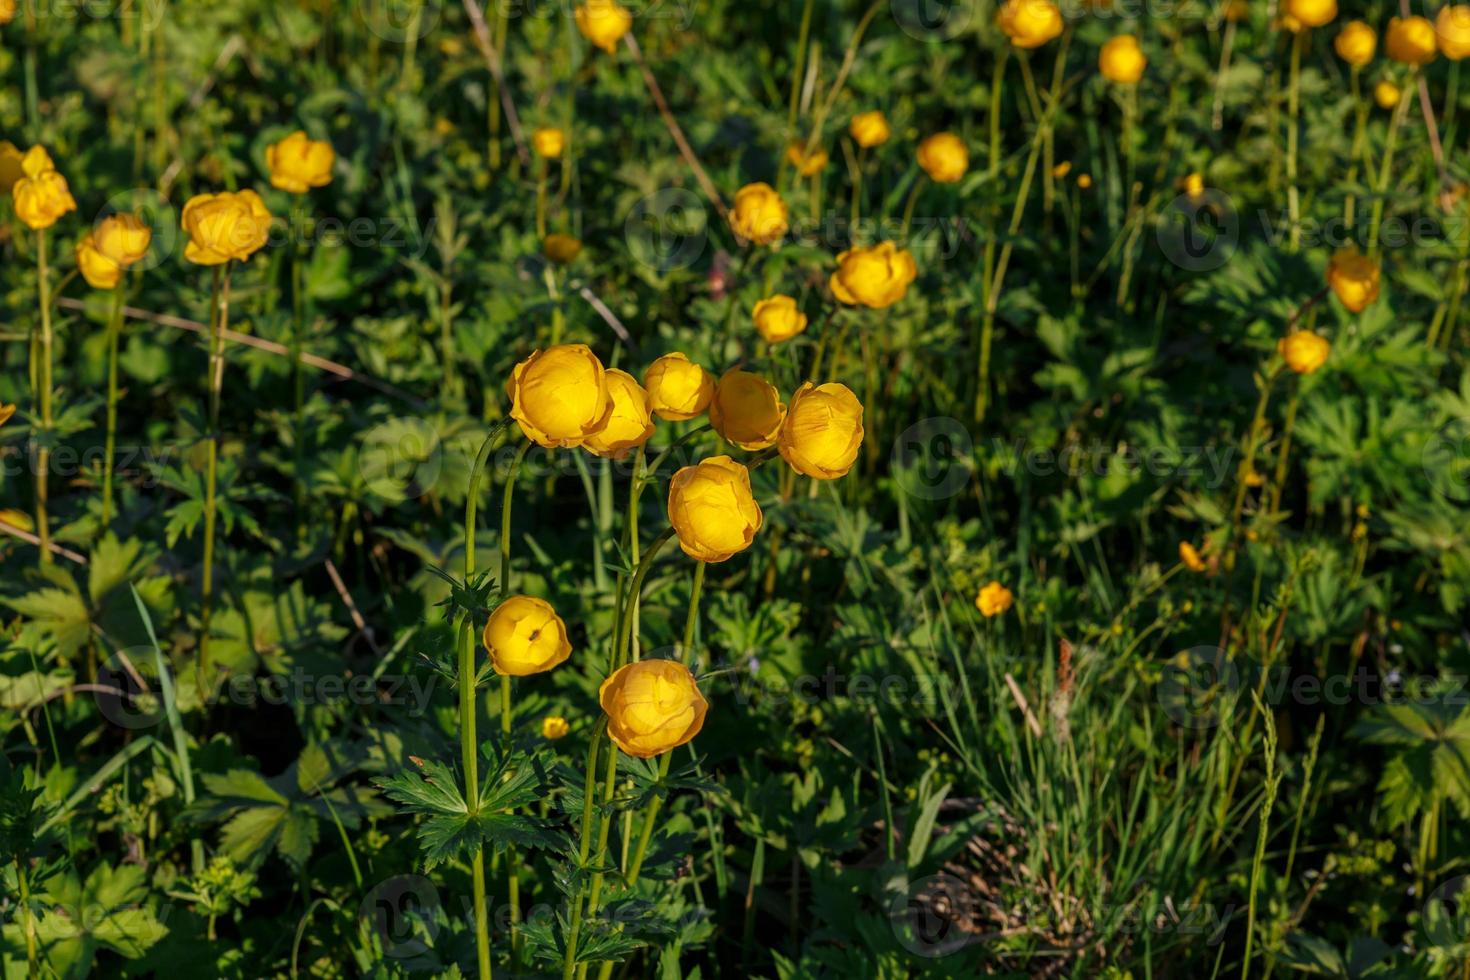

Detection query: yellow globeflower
xmin=265 ymin=131 xmax=335 ymax=194
xmin=786 ymin=141 xmax=829 ymax=177
xmin=1077 ymin=172 xmax=1093 ymax=188
xmin=0 ymin=403 xmax=14 ymax=428
xmin=643 ymin=353 xmax=714 ymax=421
xmin=576 ymin=0 xmax=632 ymax=54
xmin=1374 ymin=79 xmax=1402 ymax=108
xmin=830 ymin=241 xmax=918 ymax=309
xmin=599 ymin=659 xmax=709 ymax=758
xmin=975 ymin=581 xmax=1014 ymax=617
xmin=1437 ymin=6 xmax=1470 ymax=60
xmin=1326 ymin=246 xmax=1380 ymax=312
xmin=532 ymin=127 xmax=565 ymax=159
xmin=778 ymin=382 xmax=864 ymax=480
xmin=997 ymin=0 xmax=1063 ymax=48
xmin=1182 ymin=172 xmax=1206 ymax=201
xmin=1099 ymin=35 xmax=1147 ymax=84
xmin=94 ymin=213 xmax=152 ymax=266
xmin=667 ymin=455 xmax=763 ymax=563
xmin=543 ymin=233 xmax=583 ymax=264
xmin=584 ymin=368 xmax=656 ymax=460
xmin=0 ymin=141 xmax=24 ymax=193
xmin=76 ymin=233 xmax=123 ymax=290
xmin=729 ymin=182 xmax=789 ymax=246
xmin=1335 ymin=20 xmax=1377 ymax=67
xmin=752 ymin=294 xmax=808 ymax=344
xmin=1386 ymin=16 xmax=1437 ymax=64
xmin=1278 ymin=332 xmax=1331 ymax=374
xmin=849 ymin=111 xmax=891 ymax=148
xmin=0 ymin=0 xmax=14 ymax=25
xmin=709 ymin=368 xmax=785 ymax=450
xmin=483 ymin=595 xmax=573 ymax=676
xmin=541 ymin=715 xmax=570 ymax=740
xmin=1179 ymin=541 xmax=1207 ymax=572
xmin=181 ymin=190 xmax=272 ymax=265
xmin=11 ymin=147 xmax=76 ymax=231
xmin=1284 ymin=0 xmax=1335 ymax=29
xmin=917 ymin=132 xmax=968 ymax=183
xmin=507 ymin=343 xmax=614 ymax=448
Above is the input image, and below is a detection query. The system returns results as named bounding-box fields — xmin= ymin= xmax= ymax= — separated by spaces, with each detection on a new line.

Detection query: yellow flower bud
xmin=1077 ymin=173 xmax=1093 ymax=188
xmin=1053 ymin=161 xmax=1072 ymax=178
xmin=11 ymin=147 xmax=77 ymax=231
xmin=1438 ymin=6 xmax=1470 ymax=60
xmin=1326 ymin=246 xmax=1380 ymax=312
xmin=599 ymin=659 xmax=709 ymax=758
xmin=575 ymin=0 xmax=632 ymax=54
xmin=786 ymin=141 xmax=829 ymax=177
xmin=729 ymin=182 xmax=789 ymax=246
xmin=0 ymin=403 xmax=14 ymax=428
xmin=265 ymin=131 xmax=335 ymax=194
xmin=830 ymin=241 xmax=918 ymax=309
xmin=917 ymin=132 xmax=969 ymax=183
xmin=1099 ymin=35 xmax=1147 ymax=84
xmin=778 ymin=382 xmax=864 ymax=480
xmin=1179 ymin=541 xmax=1206 ymax=572
xmin=76 ymin=233 xmax=123 ymax=290
xmin=541 ymin=715 xmax=570 ymax=740
xmin=1183 ymin=171 xmax=1206 ymax=200
xmin=752 ymin=294 xmax=808 ymax=344
xmin=483 ymin=596 xmax=572 ymax=676
xmin=0 ymin=141 xmax=24 ymax=193
xmin=532 ymin=127 xmax=565 ymax=159
xmin=1335 ymin=20 xmax=1377 ymax=67
xmin=181 ymin=190 xmax=273 ymax=265
xmin=543 ymin=233 xmax=583 ymax=264
xmin=1374 ymin=79 xmax=1402 ymax=109
xmin=1284 ymin=0 xmax=1335 ymax=29
xmin=975 ymin=581 xmax=1013 ymax=617
xmin=1278 ymin=331 xmax=1331 ymax=374
xmin=667 ymin=455 xmax=763 ymax=563
xmin=997 ymin=0 xmax=1064 ymax=49
xmin=849 ymin=111 xmax=891 ymax=149
xmin=1386 ymin=16 xmax=1437 ymax=65
xmin=584 ymin=368 xmax=655 ymax=460
xmin=507 ymin=344 xmax=614 ymax=448
xmin=709 ymin=368 xmax=785 ymax=450
xmin=643 ymin=352 xmax=714 ymax=421
xmin=94 ymin=213 xmax=153 ymax=267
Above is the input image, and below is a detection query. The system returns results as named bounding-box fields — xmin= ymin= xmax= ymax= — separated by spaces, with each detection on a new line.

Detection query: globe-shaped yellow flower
xmin=729 ymin=182 xmax=789 ymax=246
xmin=975 ymin=581 xmax=1013 ymax=617
xmin=643 ymin=352 xmax=715 ymax=421
xmin=778 ymin=382 xmax=865 ymax=480
xmin=576 ymin=0 xmax=632 ymax=54
xmin=265 ymin=131 xmax=335 ymax=194
xmin=181 ymin=190 xmax=273 ymax=265
xmin=1284 ymin=0 xmax=1335 ymax=29
xmin=1326 ymin=246 xmax=1380 ymax=312
xmin=1179 ymin=541 xmax=1207 ymax=572
xmin=786 ymin=141 xmax=829 ymax=177
xmin=1278 ymin=332 xmax=1331 ymax=374
xmin=94 ymin=213 xmax=153 ymax=267
xmin=532 ymin=127 xmax=565 ymax=159
xmin=541 ymin=715 xmax=570 ymax=740
xmin=584 ymin=368 xmax=656 ymax=460
xmin=600 ymin=659 xmax=709 ymax=758
xmin=1374 ymin=79 xmax=1402 ymax=108
xmin=1334 ymin=20 xmax=1377 ymax=67
xmin=667 ymin=455 xmax=763 ymax=563
xmin=76 ymin=233 xmax=122 ymax=290
xmin=849 ymin=111 xmax=891 ymax=149
xmin=11 ymin=147 xmax=76 ymax=231
xmin=483 ymin=595 xmax=573 ymax=676
xmin=1099 ymin=35 xmax=1147 ymax=84
xmin=917 ymin=132 xmax=968 ymax=183
xmin=507 ymin=344 xmax=614 ymax=448
xmin=543 ymin=233 xmax=583 ymax=264
xmin=752 ymin=295 xmax=808 ymax=344
xmin=1386 ymin=16 xmax=1437 ymax=64
xmin=1437 ymin=6 xmax=1470 ymax=60
xmin=709 ymin=368 xmax=785 ymax=450
xmin=997 ymin=0 xmax=1063 ymax=49
xmin=830 ymin=241 xmax=918 ymax=309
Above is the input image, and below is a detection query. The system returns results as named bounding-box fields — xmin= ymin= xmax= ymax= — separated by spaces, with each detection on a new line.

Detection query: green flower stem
xmin=1343 ymin=66 xmax=1367 ymax=229
xmin=496 ymin=438 xmax=532 ymax=961
xmin=1368 ymin=71 xmax=1416 ymax=259
xmin=200 ymin=263 xmax=232 ymax=685
xmin=615 ymin=527 xmax=677 ymax=668
xmin=290 ymin=215 xmax=307 ymax=539
xmin=34 ymin=228 xmax=52 ymax=565
xmin=562 ymin=721 xmax=607 ymax=980
xmin=573 ymin=451 xmax=609 ymax=592
xmin=16 ymin=856 xmax=37 ymax=979
xmin=501 ymin=440 xmax=532 ymax=593
xmin=577 ymin=731 xmax=622 ymax=980
xmin=1286 ymin=29 xmax=1303 ymax=252
xmin=101 ymin=286 xmax=125 ymax=526
xmin=680 ymin=560 xmax=706 ymax=665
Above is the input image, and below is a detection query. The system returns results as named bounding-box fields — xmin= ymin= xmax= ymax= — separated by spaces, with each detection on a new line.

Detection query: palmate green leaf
xmin=5 ymin=861 xmax=168 ymax=980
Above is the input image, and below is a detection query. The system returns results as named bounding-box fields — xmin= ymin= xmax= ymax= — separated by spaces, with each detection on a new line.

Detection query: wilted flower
xmin=830 ymin=241 xmax=917 ymax=308
xmin=778 ymin=382 xmax=864 ymax=480
xmin=584 ymin=369 xmax=656 ymax=460
xmin=599 ymin=659 xmax=709 ymax=758
xmin=729 ymin=182 xmax=789 ymax=246
xmin=507 ymin=344 xmax=614 ymax=448
xmin=181 ymin=190 xmax=272 ymax=265
xmin=667 ymin=455 xmax=763 ymax=563
xmin=917 ymin=132 xmax=968 ymax=183
xmin=483 ymin=595 xmax=573 ymax=676
xmin=644 ymin=352 xmax=715 ymax=421
xmin=265 ymin=131 xmax=335 ymax=194
xmin=709 ymin=368 xmax=785 ymax=450
xmin=752 ymin=295 xmax=808 ymax=344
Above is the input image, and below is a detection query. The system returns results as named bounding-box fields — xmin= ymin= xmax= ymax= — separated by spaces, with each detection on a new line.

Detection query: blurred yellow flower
xmin=1278 ymin=331 xmax=1331 ymax=374
xmin=644 ymin=352 xmax=715 ymax=421
xmin=975 ymin=581 xmax=1014 ymax=617
xmin=1326 ymin=246 xmax=1380 ymax=312
xmin=541 ymin=715 xmax=570 ymax=740
xmin=543 ymin=233 xmax=583 ymax=264
xmin=729 ymin=182 xmax=789 ymax=246
xmin=0 ymin=141 xmax=24 ymax=192
xmin=1053 ymin=161 xmax=1072 ymax=178
xmin=1182 ymin=172 xmax=1206 ymax=200
xmin=0 ymin=403 xmax=14 ymax=428
xmin=0 ymin=0 xmax=15 ymax=24
xmin=1099 ymin=35 xmax=1147 ymax=84
xmin=584 ymin=368 xmax=656 ymax=460
xmin=507 ymin=344 xmax=613 ymax=448
xmin=0 ymin=508 xmax=33 ymax=531
xmin=752 ymin=295 xmax=808 ymax=344
xmin=532 ymin=127 xmax=565 ymax=159
xmin=12 ymin=147 xmax=77 ymax=231
xmin=1374 ymin=79 xmax=1402 ymax=108
xmin=710 ymin=368 xmax=785 ymax=450
xmin=1437 ymin=6 xmax=1470 ymax=59
xmin=1284 ymin=0 xmax=1336 ymax=29
xmin=997 ymin=0 xmax=1063 ymax=49
xmin=1179 ymin=542 xmax=1206 ymax=572
xmin=600 ymin=659 xmax=709 ymax=758
xmin=786 ymin=141 xmax=829 ymax=176
xmin=265 ymin=131 xmax=335 ymax=194
xmin=830 ymin=241 xmax=917 ymax=308
xmin=1077 ymin=173 xmax=1093 ymax=188
xmin=76 ymin=233 xmax=123 ymax=290
xmin=484 ymin=595 xmax=573 ymax=676
xmin=576 ymin=0 xmax=632 ymax=54
xmin=181 ymin=190 xmax=272 ymax=265
xmin=917 ymin=132 xmax=968 ymax=183
xmin=849 ymin=111 xmax=891 ymax=148
xmin=1334 ymin=21 xmax=1377 ymax=67
xmin=1386 ymin=16 xmax=1437 ymax=64
xmin=94 ymin=213 xmax=152 ymax=266
xmin=667 ymin=455 xmax=763 ymax=563
xmin=778 ymin=382 xmax=864 ymax=480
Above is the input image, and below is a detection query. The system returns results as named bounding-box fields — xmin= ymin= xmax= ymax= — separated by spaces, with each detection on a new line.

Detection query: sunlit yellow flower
xmin=181 ymin=190 xmax=272 ymax=265
xmin=667 ymin=455 xmax=763 ymax=563
xmin=709 ymin=368 xmax=785 ymax=451
xmin=1099 ymin=35 xmax=1147 ymax=84
xmin=917 ymin=132 xmax=968 ymax=183
xmin=584 ymin=368 xmax=655 ymax=460
xmin=729 ymin=182 xmax=789 ymax=246
xmin=532 ymin=127 xmax=566 ymax=159
xmin=76 ymin=233 xmax=123 ymax=290
xmin=11 ymin=147 xmax=76 ymax=231
xmin=1278 ymin=331 xmax=1331 ymax=374
xmin=752 ymin=295 xmax=808 ymax=344
xmin=265 ymin=131 xmax=335 ymax=194
xmin=1374 ymin=79 xmax=1402 ymax=109
xmin=997 ymin=0 xmax=1064 ymax=49
xmin=1179 ymin=541 xmax=1206 ymax=572
xmin=849 ymin=111 xmax=891 ymax=148
xmin=975 ymin=581 xmax=1013 ymax=617
xmin=0 ymin=141 xmax=24 ymax=193
xmin=643 ymin=352 xmax=715 ymax=421
xmin=1335 ymin=20 xmax=1377 ymax=66
xmin=786 ymin=141 xmax=829 ymax=177
xmin=543 ymin=233 xmax=583 ymax=264
xmin=542 ymin=715 xmax=570 ymax=740
xmin=1438 ymin=6 xmax=1470 ymax=59
xmin=778 ymin=382 xmax=864 ymax=480
xmin=1326 ymin=246 xmax=1380 ymax=312
xmin=600 ymin=659 xmax=709 ymax=758
xmin=576 ymin=0 xmax=632 ymax=54
xmin=1386 ymin=16 xmax=1437 ymax=64
xmin=94 ymin=213 xmax=152 ymax=267
xmin=507 ymin=344 xmax=614 ymax=448
xmin=1284 ymin=0 xmax=1335 ymax=29
xmin=830 ymin=241 xmax=917 ymax=309
xmin=484 ymin=595 xmax=572 ymax=676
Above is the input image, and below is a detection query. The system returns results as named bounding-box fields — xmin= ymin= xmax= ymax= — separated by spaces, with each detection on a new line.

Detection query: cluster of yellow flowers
xmin=1315 ymin=4 xmax=1470 ymax=67
xmin=5 ymin=145 xmax=77 ymax=231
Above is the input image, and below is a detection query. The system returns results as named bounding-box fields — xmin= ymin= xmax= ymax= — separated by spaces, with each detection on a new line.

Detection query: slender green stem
xmin=17 ymin=856 xmax=37 ymax=979
xmin=495 ymin=438 xmax=532 ymax=961
xmin=562 ymin=722 xmax=607 ymax=980
xmin=680 ymin=561 xmax=706 ymax=665
xmin=1286 ymin=30 xmax=1303 ymax=252
xmin=573 ymin=451 xmax=609 ymax=591
xmin=290 ymin=226 xmax=307 ymax=538
xmin=616 ymin=527 xmax=678 ymax=668
xmin=1368 ymin=73 xmax=1416 ymax=259
xmin=200 ymin=264 xmax=231 ymax=685
xmin=578 ymin=731 xmax=622 ymax=980
xmin=34 ymin=228 xmax=52 ymax=565
xmin=1344 ymin=66 xmax=1367 ymax=230
xmin=500 ymin=440 xmax=533 ymax=595
xmin=101 ymin=287 xmax=125 ymax=526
